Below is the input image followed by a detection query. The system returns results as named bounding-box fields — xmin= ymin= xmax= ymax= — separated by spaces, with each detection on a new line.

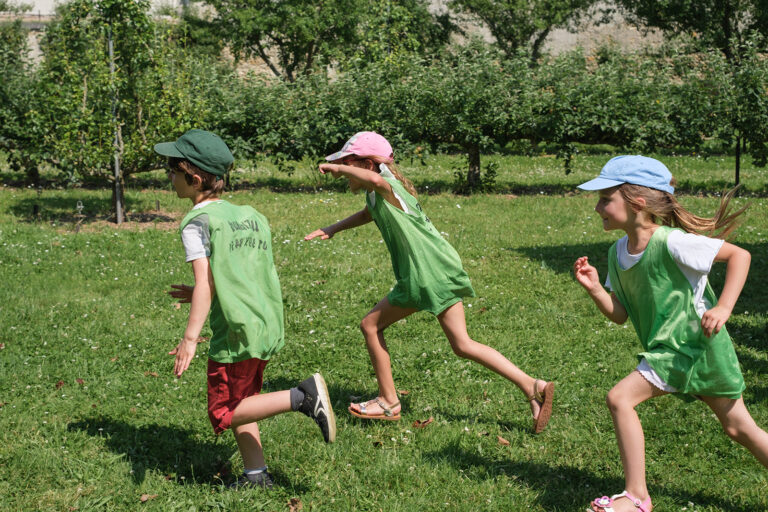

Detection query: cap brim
xmin=325 ymin=151 xmax=353 ymax=162
xmin=577 ymin=177 xmax=625 ymax=191
xmin=153 ymin=142 xmax=185 ymax=158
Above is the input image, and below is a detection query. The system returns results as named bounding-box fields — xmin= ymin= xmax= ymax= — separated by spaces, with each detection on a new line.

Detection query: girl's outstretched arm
xmin=304 ymin=207 xmax=372 ymax=241
xmin=320 ymin=163 xmax=391 ymax=195
xmin=701 ymin=242 xmax=751 ymax=337
xmin=573 ymin=256 xmax=628 ymax=324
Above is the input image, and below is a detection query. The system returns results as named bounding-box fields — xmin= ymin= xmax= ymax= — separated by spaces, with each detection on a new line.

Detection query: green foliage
xmin=207 ymin=0 xmax=359 ymax=82
xmin=450 ymin=0 xmax=599 ymax=63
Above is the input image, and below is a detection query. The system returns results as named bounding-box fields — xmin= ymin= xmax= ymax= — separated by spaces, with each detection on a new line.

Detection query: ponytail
xmin=619 ymin=183 xmax=748 ymax=239
xmin=366 ymin=156 xmax=418 ymax=198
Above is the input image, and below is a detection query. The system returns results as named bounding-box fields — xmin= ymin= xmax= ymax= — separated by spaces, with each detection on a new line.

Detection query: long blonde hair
xmin=619 ymin=181 xmax=748 ymax=239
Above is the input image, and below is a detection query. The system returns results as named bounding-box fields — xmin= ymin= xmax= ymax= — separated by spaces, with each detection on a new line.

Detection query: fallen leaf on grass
xmin=497 ymin=436 xmax=510 ymax=446
xmin=479 ymin=307 xmax=487 ymax=313
xmin=110 ymin=357 xmax=118 ymax=362
xmin=412 ymin=417 xmax=434 ymax=429
xmin=288 ymin=497 xmax=303 ymax=511
xmin=144 ymin=371 xmax=159 ymax=378
xmin=55 ymin=380 xmax=65 ymax=389
xmin=397 ymin=389 xmax=410 ymax=395
xmin=0 ymin=402 xmax=7 ymax=408
xmin=0 ymin=343 xmax=5 ymax=349
xmin=372 ymin=440 xmax=383 ymax=447
xmin=477 ymin=431 xmax=489 ymax=437
xmin=76 ymin=378 xmax=85 ymax=385
xmin=139 ymin=494 xmax=158 ymax=503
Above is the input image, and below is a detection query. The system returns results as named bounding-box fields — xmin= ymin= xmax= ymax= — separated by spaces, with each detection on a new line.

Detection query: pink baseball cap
xmin=325 ymin=131 xmax=394 ymax=162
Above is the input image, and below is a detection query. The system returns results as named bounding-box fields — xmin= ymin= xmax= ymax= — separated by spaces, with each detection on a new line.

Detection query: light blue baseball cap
xmin=578 ymin=155 xmax=674 ymax=194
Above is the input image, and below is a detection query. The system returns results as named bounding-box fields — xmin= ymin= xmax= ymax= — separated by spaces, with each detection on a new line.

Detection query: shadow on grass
xmin=67 ymin=416 xmax=304 ymax=491
xmin=423 ymin=441 xmax=755 ymax=511
xmin=10 ymin=194 xmax=175 ymax=225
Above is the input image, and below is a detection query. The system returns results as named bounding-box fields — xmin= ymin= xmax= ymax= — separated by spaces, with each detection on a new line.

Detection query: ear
xmin=191 ymin=174 xmax=204 ymax=190
xmin=630 ymin=196 xmax=647 ymax=212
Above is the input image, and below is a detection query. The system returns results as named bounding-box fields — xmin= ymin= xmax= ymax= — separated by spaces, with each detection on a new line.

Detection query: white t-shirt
xmin=180 ymin=200 xmax=219 ymax=262
xmin=605 ymin=229 xmax=724 ymax=318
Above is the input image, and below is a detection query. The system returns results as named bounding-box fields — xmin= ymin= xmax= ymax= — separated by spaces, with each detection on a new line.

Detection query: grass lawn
xmin=0 ymin=159 xmax=767 ymax=511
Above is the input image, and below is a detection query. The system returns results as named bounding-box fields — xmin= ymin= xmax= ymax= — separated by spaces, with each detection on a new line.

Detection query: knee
xmin=605 ymin=387 xmax=631 ymax=414
xmin=722 ymin=420 xmax=751 ymax=444
xmin=359 ymin=317 xmax=378 ymax=337
xmin=449 ymin=338 xmax=474 ymax=359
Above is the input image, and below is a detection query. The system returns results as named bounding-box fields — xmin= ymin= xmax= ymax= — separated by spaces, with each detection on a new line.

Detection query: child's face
xmin=594 ymin=187 xmax=631 ymax=231
xmin=168 ymin=168 xmax=197 ymax=200
xmin=341 ymin=156 xmax=373 ymax=194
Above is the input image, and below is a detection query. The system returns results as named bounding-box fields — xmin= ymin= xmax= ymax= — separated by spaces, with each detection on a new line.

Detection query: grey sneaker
xmin=229 ymin=471 xmax=274 ymax=490
xmin=297 ymin=373 xmax=336 ymax=443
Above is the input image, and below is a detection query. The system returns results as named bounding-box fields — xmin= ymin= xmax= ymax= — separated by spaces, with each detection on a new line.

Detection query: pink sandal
xmin=590 ymin=490 xmax=652 ymax=512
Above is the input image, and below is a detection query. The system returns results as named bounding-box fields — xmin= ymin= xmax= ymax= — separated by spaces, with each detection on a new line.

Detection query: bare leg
xmin=701 ymin=395 xmax=768 ymax=468
xmin=349 ymin=297 xmax=417 ymax=415
xmin=594 ymin=371 xmax=665 ymax=512
xmin=233 ymin=422 xmax=265 ymax=470
xmin=229 ymin=391 xmax=292 ymax=469
xmin=436 ymin=301 xmax=543 ymax=415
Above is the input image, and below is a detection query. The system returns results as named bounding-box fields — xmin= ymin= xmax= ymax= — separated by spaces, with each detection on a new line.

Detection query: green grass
xmin=0 ymin=178 xmax=767 ymax=510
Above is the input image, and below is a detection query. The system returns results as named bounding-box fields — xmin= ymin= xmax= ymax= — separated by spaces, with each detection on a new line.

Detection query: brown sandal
xmin=348 ymin=397 xmax=401 ymax=421
xmin=528 ymin=380 xmax=554 ymax=434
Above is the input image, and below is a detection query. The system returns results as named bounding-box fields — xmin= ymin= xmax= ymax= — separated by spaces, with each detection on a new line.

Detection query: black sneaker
xmin=229 ymin=471 xmax=274 ymax=490
xmin=297 ymin=373 xmax=336 ymax=443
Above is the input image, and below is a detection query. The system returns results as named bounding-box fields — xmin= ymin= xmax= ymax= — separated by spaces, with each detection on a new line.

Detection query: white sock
xmin=244 ymin=465 xmax=268 ymax=476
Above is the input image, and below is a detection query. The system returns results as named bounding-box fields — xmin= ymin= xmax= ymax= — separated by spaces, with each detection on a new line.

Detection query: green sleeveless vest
xmin=607 ymin=226 xmax=744 ymax=398
xmin=366 ymin=177 xmax=475 ymax=315
xmin=180 ymin=201 xmax=285 ymax=363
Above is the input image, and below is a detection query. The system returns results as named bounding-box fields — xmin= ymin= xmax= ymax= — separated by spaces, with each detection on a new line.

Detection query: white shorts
xmin=636 ymin=358 xmax=677 ymax=393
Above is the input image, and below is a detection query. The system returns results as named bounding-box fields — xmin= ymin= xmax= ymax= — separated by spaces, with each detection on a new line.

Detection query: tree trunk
xmin=734 ymin=134 xmax=741 ymax=186
xmin=467 ymin=143 xmax=481 ymax=191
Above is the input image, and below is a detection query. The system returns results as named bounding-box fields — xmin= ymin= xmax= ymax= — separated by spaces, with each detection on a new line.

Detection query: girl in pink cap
xmin=305 ymin=131 xmax=554 ymax=432
xmin=574 ymin=156 xmax=768 ymax=511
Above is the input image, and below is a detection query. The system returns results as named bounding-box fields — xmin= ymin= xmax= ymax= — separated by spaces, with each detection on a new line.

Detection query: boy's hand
xmin=318 ymin=163 xmax=342 ymax=178
xmin=701 ymin=304 xmax=730 ymax=338
xmin=169 ymin=339 xmax=198 ymax=377
xmin=169 ymin=284 xmax=194 ymax=304
xmin=304 ymin=228 xmax=333 ymax=241
xmin=573 ymin=256 xmax=601 ymax=293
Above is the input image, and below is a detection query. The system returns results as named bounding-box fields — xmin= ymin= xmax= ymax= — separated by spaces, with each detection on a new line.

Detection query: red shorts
xmin=207 ymin=357 xmax=268 ymax=434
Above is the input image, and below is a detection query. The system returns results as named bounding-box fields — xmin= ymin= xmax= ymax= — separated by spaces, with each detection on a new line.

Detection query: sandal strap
xmin=604 ymin=491 xmax=651 ymax=512
xmin=374 ymin=397 xmax=400 ymax=417
xmin=356 ymin=397 xmax=400 ymax=417
xmin=527 ymin=381 xmax=544 ymax=402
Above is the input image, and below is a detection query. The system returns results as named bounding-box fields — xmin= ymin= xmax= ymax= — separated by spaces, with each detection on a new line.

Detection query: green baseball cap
xmin=154 ymin=129 xmax=234 ymax=177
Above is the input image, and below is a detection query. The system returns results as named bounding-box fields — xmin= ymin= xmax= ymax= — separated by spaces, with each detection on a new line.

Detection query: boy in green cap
xmin=155 ymin=129 xmax=336 ymax=489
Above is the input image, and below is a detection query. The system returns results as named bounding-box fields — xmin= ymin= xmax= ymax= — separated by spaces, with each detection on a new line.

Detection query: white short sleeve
xmin=181 ymin=214 xmax=210 ymax=262
xmin=666 ymin=230 xmax=723 ymax=274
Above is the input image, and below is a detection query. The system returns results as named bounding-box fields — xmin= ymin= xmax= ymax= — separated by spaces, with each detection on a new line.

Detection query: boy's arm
xmin=701 ymin=242 xmax=750 ymax=337
xmin=573 ymin=256 xmax=629 ymax=324
xmin=170 ymin=257 xmax=215 ymax=377
xmin=304 ymin=207 xmax=372 ymax=241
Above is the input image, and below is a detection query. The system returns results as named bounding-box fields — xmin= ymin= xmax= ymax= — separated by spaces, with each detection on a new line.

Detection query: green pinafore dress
xmin=366 ymin=177 xmax=475 ymax=315
xmin=607 ymin=226 xmax=744 ymax=399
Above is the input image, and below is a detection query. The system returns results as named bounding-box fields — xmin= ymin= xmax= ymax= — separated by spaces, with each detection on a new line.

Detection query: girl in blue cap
xmin=574 ymin=156 xmax=768 ymax=512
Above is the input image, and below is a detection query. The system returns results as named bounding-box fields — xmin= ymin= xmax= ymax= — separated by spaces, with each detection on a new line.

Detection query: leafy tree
xmin=616 ymin=0 xmax=768 ymax=63
xmin=616 ymin=0 xmax=768 ymax=181
xmin=345 ymin=0 xmax=456 ymax=67
xmin=208 ymin=0 xmax=359 ymax=82
xmin=449 ymin=0 xmax=599 ymax=63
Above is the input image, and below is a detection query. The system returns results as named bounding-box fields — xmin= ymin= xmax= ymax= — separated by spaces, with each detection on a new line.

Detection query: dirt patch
xmin=57 ymin=209 xmax=181 ymax=233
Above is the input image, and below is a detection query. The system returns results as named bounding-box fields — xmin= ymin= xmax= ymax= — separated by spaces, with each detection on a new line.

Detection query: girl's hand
xmin=573 ymin=256 xmax=601 ymax=293
xmin=169 ymin=339 xmax=198 ymax=377
xmin=304 ymin=228 xmax=333 ymax=241
xmin=701 ymin=304 xmax=731 ymax=338
xmin=169 ymin=284 xmax=194 ymax=303
xmin=319 ymin=163 xmax=343 ymax=178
